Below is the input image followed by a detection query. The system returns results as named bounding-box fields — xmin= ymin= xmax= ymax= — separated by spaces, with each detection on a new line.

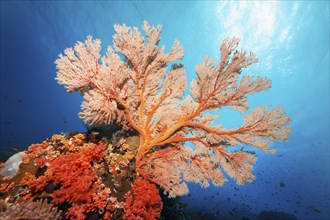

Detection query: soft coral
xmin=123 ymin=177 xmax=162 ymax=220
xmin=46 ymin=142 xmax=105 ymax=204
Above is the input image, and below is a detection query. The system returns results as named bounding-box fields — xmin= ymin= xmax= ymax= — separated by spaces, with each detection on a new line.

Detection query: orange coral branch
xmin=155 ymin=136 xmax=211 ymax=148
xmin=146 ymin=89 xmax=173 ymax=130
xmin=88 ymin=78 xmax=144 ymax=135
xmin=184 ymin=121 xmax=248 ymax=136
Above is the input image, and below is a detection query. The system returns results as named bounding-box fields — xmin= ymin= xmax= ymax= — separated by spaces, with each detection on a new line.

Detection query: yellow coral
xmin=51 ymin=134 xmax=63 ymax=141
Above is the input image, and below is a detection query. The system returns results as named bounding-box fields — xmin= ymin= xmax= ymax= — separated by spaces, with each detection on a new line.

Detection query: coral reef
xmin=0 ymin=20 xmax=291 ymax=219
xmin=0 ymin=132 xmax=137 ymax=219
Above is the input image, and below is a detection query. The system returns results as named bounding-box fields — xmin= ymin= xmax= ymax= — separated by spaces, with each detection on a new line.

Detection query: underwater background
xmin=0 ymin=1 xmax=329 ymax=220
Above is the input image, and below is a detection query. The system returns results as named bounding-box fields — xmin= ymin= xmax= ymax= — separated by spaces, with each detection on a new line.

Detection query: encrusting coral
xmin=0 ymin=20 xmax=291 ymax=219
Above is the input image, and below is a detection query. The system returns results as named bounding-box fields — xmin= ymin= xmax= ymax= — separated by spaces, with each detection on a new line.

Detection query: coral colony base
xmin=0 ymin=21 xmax=290 ymax=219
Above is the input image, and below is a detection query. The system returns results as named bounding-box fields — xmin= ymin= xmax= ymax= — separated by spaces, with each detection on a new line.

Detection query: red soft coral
xmin=46 ymin=143 xmax=106 ymax=204
xmin=23 ymin=142 xmax=50 ymax=167
xmin=20 ymin=172 xmax=47 ymax=200
xmin=123 ymin=177 xmax=162 ymax=220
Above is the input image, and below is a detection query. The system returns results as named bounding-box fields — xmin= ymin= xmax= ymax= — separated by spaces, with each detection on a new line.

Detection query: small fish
xmin=190 ymin=211 xmax=202 ymax=217
xmin=91 ymin=131 xmax=100 ymax=136
xmin=63 ymin=117 xmax=68 ymax=124
xmin=171 ymin=63 xmax=184 ymax=70
xmin=178 ymin=202 xmax=188 ymax=208
xmin=308 ymin=205 xmax=321 ymax=213
xmin=279 ymin=182 xmax=286 ymax=187
xmin=11 ymin=147 xmax=20 ymax=152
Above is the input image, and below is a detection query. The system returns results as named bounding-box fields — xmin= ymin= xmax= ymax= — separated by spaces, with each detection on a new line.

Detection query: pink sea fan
xmin=55 ymin=21 xmax=291 ymax=198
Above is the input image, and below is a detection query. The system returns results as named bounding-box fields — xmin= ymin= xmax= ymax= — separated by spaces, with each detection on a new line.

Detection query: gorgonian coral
xmin=55 ymin=21 xmax=291 ymax=198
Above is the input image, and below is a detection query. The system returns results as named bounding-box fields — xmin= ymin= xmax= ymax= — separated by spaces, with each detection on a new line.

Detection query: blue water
xmin=1 ymin=1 xmax=329 ymax=220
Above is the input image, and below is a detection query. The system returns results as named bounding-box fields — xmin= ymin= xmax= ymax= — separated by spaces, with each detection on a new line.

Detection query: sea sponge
xmin=0 ymin=152 xmax=25 ymax=179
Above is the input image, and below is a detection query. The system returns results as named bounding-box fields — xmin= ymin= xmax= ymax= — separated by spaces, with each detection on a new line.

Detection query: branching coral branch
xmin=55 ymin=20 xmax=291 ymax=198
